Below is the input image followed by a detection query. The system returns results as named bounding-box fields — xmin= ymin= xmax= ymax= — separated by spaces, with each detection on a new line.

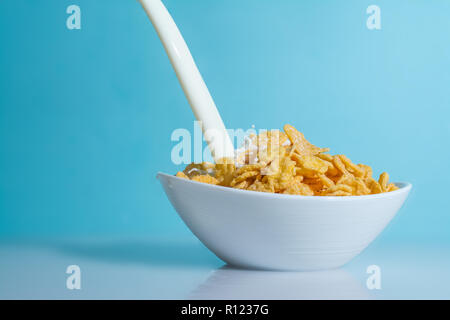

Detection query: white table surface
xmin=0 ymin=237 xmax=449 ymax=300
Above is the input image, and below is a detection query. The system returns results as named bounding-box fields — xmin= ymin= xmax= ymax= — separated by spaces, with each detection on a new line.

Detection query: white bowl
xmin=157 ymin=173 xmax=411 ymax=271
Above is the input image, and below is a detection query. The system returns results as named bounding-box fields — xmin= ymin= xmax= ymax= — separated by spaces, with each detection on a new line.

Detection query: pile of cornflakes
xmin=175 ymin=124 xmax=398 ymax=196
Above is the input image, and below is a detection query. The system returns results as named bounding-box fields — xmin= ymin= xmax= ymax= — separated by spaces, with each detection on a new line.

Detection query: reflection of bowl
xmin=189 ymin=266 xmax=370 ymax=300
xmin=157 ymin=173 xmax=411 ymax=271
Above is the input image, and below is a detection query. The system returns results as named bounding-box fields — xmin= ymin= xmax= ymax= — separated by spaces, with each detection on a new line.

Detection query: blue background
xmin=0 ymin=0 xmax=449 ymax=243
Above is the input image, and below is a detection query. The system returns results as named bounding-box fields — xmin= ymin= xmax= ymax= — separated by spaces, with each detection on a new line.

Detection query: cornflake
xmin=175 ymin=124 xmax=398 ymax=196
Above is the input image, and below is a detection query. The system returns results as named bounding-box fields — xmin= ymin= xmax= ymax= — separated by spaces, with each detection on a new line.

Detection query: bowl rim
xmin=157 ymin=172 xmax=412 ymax=201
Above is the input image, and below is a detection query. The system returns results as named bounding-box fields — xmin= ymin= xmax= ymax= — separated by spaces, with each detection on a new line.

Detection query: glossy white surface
xmin=139 ymin=0 xmax=234 ymax=160
xmin=158 ymin=173 xmax=411 ymax=270
xmin=0 ymin=237 xmax=449 ymax=300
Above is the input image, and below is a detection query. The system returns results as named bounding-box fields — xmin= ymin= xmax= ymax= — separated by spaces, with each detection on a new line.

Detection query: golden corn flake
xmin=283 ymin=177 xmax=314 ymax=196
xmin=358 ymin=164 xmax=373 ymax=179
xmin=191 ymin=174 xmax=219 ymax=185
xmin=387 ymin=183 xmax=399 ymax=192
xmin=378 ymin=172 xmax=389 ymax=191
xmin=284 ymin=124 xmax=329 ymax=156
xmin=175 ymin=124 xmax=398 ymax=196
xmin=230 ymin=170 xmax=259 ymax=187
xmin=176 ymin=171 xmax=189 ymax=179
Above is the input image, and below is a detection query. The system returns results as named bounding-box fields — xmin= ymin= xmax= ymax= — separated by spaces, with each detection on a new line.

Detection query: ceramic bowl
xmin=157 ymin=172 xmax=411 ymax=271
